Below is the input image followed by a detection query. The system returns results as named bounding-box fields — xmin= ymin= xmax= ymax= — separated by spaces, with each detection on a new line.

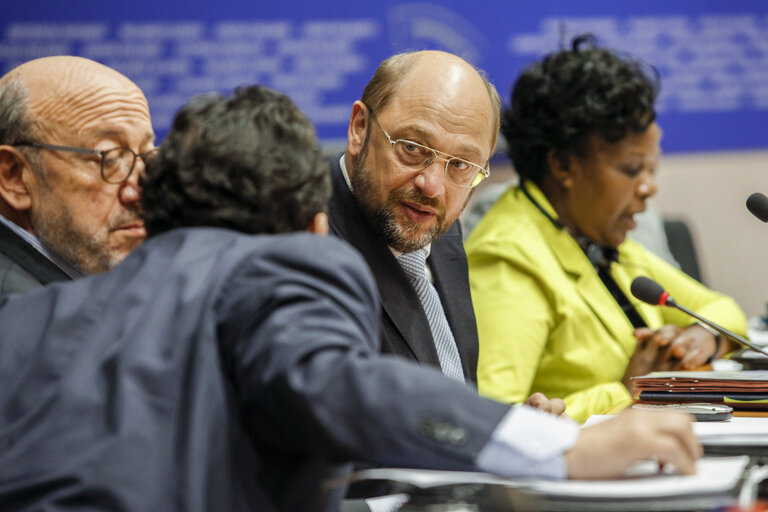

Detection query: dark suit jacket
xmin=0 ymin=220 xmax=70 ymax=294
xmin=0 ymin=228 xmax=508 ymax=512
xmin=327 ymin=155 xmax=480 ymax=383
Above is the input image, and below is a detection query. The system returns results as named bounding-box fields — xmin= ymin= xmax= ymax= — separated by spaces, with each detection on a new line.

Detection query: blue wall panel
xmin=2 ymin=0 xmax=767 ymax=153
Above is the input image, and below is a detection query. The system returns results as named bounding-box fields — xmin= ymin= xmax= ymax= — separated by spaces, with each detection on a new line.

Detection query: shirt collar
xmin=0 ymin=214 xmax=84 ymax=279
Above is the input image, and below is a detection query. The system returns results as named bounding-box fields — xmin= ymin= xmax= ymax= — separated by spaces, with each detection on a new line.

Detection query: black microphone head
xmin=630 ymin=276 xmax=669 ymax=306
xmin=747 ymin=192 xmax=768 ymax=222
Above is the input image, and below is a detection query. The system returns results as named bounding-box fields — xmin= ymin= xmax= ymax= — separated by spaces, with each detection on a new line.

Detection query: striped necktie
xmin=397 ymin=249 xmax=465 ymax=382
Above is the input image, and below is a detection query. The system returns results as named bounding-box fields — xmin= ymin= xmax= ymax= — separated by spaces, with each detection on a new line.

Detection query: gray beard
xmin=349 ymin=147 xmax=447 ymax=253
xmin=33 ymin=207 xmax=114 ymax=274
xmin=32 ymin=201 xmax=141 ymax=274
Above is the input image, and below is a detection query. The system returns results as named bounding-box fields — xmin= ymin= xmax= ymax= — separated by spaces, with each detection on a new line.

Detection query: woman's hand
xmin=524 ymin=392 xmax=567 ymax=416
xmin=634 ymin=324 xmax=718 ymax=371
xmin=622 ymin=327 xmax=676 ymax=390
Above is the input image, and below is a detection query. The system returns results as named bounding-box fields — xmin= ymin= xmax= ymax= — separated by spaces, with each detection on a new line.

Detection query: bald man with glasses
xmin=330 ymin=51 xmax=570 ymax=512
xmin=328 ymin=51 xmax=499 ymax=388
xmin=329 ymin=51 xmax=560 ymax=408
xmin=0 ymin=56 xmax=154 ymax=294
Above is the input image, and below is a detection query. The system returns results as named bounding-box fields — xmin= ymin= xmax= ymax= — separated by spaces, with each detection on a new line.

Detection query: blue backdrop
xmin=3 ymin=0 xmax=767 ymax=153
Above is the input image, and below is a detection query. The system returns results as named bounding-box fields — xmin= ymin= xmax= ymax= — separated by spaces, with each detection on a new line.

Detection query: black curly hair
xmin=502 ymin=34 xmax=660 ymax=184
xmin=142 ymin=85 xmax=329 ymax=236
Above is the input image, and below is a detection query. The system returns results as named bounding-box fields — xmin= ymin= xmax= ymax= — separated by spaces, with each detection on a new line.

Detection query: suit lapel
xmin=327 ymin=155 xmax=441 ymax=367
xmin=524 ymin=184 xmax=634 ymax=357
xmin=0 ymin=220 xmax=70 ymax=286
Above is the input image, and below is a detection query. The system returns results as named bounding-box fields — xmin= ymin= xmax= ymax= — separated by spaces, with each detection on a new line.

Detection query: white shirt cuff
xmin=475 ymin=404 xmax=579 ymax=479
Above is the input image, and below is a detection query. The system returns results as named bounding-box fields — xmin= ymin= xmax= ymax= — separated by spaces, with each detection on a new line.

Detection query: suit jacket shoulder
xmin=0 ymin=221 xmax=70 ymax=294
xmin=0 ymin=229 xmax=382 ymax=512
xmin=326 ymin=154 xmax=479 ymax=382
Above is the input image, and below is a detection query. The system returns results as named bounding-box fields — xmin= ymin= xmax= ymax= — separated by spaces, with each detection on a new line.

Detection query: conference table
xmin=348 ymin=360 xmax=768 ymax=512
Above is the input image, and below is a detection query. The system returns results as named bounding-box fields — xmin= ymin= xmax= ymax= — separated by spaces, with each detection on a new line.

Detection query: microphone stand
xmin=669 ymin=300 xmax=768 ymax=358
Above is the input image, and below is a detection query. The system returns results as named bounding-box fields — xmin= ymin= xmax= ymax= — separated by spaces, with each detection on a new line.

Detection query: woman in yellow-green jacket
xmin=465 ymin=35 xmax=747 ymax=423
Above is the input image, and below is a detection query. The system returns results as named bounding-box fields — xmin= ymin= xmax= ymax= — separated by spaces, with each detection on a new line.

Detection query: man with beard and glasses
xmin=0 ymin=56 xmax=154 ymax=294
xmin=328 ymin=51 xmax=557 ymax=408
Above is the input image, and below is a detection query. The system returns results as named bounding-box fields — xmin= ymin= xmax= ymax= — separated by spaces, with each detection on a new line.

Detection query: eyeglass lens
xmin=391 ymin=140 xmax=480 ymax=187
xmin=101 ymin=148 xmax=158 ymax=183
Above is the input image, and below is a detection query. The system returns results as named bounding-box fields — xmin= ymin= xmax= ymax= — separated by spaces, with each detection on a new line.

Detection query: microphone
xmin=747 ymin=192 xmax=768 ymax=222
xmin=630 ymin=276 xmax=768 ymax=357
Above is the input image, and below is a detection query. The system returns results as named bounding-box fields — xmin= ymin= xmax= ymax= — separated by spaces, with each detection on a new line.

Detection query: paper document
xmin=351 ymin=456 xmax=748 ymax=499
xmin=527 ymin=456 xmax=747 ymax=498
xmin=747 ymin=327 xmax=768 ymax=346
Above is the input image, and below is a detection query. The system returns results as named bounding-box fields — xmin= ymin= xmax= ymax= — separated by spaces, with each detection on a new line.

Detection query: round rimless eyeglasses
xmin=365 ymin=106 xmax=490 ymax=188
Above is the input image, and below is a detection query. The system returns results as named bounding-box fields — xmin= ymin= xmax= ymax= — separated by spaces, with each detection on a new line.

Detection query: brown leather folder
xmin=632 ymin=371 xmax=768 ymax=410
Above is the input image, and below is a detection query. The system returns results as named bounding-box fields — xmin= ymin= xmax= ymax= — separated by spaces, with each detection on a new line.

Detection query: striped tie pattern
xmin=397 ymin=249 xmax=465 ymax=383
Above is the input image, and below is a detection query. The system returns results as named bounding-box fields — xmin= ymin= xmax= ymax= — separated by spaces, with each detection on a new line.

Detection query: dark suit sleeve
xmin=214 ymin=234 xmax=509 ymax=471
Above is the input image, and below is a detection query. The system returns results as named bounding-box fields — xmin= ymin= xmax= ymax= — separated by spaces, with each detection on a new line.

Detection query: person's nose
xmin=413 ymin=159 xmax=446 ymax=198
xmin=118 ymin=162 xmax=143 ymax=205
xmin=637 ymin=169 xmax=657 ymax=199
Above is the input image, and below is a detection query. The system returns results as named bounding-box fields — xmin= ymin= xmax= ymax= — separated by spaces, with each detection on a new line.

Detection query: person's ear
xmin=346 ymin=101 xmax=369 ymax=159
xmin=0 ymin=146 xmax=34 ymax=212
xmin=546 ymin=149 xmax=580 ymax=190
xmin=305 ymin=212 xmax=329 ymax=235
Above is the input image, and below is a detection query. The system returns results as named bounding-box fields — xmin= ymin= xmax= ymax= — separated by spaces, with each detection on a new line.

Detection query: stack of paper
xmin=694 ymin=416 xmax=768 ymax=444
xmin=694 ymin=416 xmax=768 ymax=455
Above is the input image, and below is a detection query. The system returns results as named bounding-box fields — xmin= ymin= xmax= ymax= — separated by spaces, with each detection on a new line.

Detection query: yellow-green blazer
xmin=465 ymin=183 xmax=747 ymax=423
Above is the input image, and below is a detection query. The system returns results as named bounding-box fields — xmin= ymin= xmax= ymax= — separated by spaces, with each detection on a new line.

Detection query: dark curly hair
xmin=502 ymin=34 xmax=659 ymax=184
xmin=142 ymin=85 xmax=329 ymax=236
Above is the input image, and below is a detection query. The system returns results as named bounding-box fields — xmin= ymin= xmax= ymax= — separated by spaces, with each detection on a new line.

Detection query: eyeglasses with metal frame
xmin=12 ymin=141 xmax=159 ymax=184
xmin=365 ymin=105 xmax=490 ymax=189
